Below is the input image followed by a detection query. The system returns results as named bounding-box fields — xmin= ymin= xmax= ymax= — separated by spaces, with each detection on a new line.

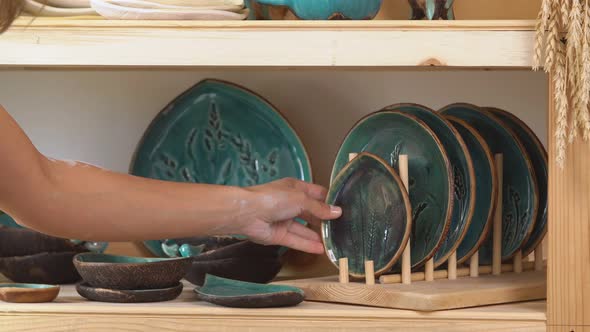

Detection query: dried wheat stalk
xmin=536 ymin=0 xmax=590 ymax=166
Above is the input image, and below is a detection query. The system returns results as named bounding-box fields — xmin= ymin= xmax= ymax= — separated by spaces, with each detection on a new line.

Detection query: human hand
xmin=233 ymin=178 xmax=342 ymax=254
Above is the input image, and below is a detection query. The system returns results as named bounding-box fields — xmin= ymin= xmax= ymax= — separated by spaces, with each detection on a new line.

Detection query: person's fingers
xmin=287 ymin=220 xmax=322 ymax=242
xmin=273 ymin=230 xmax=324 ymax=254
xmin=301 ymin=196 xmax=342 ymax=221
xmin=290 ymin=179 xmax=329 ymax=201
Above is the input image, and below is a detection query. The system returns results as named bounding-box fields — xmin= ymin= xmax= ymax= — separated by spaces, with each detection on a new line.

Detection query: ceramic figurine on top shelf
xmin=409 ymin=0 xmax=455 ymax=20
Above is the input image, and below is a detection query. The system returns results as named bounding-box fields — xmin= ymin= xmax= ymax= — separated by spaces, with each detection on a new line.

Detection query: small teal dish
xmin=486 ymin=107 xmax=547 ymax=257
xmin=130 ymin=79 xmax=312 ymax=257
xmin=439 ymin=104 xmax=538 ymax=264
xmin=331 ymin=111 xmax=452 ymax=269
xmin=323 ymin=153 xmax=412 ymax=278
xmin=386 ymin=104 xmax=475 ymax=268
xmin=445 ymin=116 xmax=497 ymax=264
xmin=255 ymin=0 xmax=382 ymax=20
xmin=195 ymin=274 xmax=304 ymax=308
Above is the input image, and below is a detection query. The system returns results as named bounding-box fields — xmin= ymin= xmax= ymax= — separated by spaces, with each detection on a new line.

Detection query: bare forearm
xmin=3 ymin=158 xmax=258 ymax=241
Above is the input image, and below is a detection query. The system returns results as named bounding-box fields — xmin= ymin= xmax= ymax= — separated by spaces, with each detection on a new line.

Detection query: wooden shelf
xmin=0 ymin=18 xmax=536 ymax=69
xmin=0 ymin=281 xmax=546 ymax=331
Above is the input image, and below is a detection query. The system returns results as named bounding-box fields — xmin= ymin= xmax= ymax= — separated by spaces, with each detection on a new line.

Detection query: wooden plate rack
xmin=278 ymin=152 xmax=547 ymax=311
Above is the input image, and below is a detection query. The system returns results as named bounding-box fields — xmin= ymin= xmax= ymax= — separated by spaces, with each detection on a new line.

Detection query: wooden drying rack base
xmin=276 ymin=270 xmax=546 ymax=312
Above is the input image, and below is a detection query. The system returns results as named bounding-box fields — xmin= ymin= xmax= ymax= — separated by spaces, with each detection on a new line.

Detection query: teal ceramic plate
xmin=331 ymin=111 xmax=452 ymax=268
xmin=387 ymin=104 xmax=475 ymax=268
xmin=445 ymin=116 xmax=497 ymax=264
xmin=195 ymin=274 xmax=304 ymax=308
xmin=255 ymin=0 xmax=382 ymax=20
xmin=322 ymin=153 xmax=411 ymax=278
xmin=486 ymin=107 xmax=547 ymax=257
xmin=130 ymin=79 xmax=312 ymax=257
xmin=439 ymin=104 xmax=538 ymax=263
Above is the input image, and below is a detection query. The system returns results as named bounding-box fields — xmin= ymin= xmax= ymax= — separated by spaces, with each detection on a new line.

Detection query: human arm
xmin=0 ymin=105 xmax=341 ymax=254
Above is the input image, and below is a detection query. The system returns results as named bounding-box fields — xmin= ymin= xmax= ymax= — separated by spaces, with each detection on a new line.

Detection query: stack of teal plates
xmin=323 ymin=103 xmax=547 ymax=277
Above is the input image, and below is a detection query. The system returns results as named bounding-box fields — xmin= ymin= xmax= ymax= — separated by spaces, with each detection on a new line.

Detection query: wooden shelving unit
xmin=0 ymin=18 xmax=587 ymax=331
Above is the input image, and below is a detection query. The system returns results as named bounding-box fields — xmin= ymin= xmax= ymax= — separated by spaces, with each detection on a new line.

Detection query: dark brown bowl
xmin=0 ymin=252 xmax=82 ymax=284
xmin=185 ymin=241 xmax=283 ymax=286
xmin=73 ymin=253 xmax=193 ymax=290
xmin=0 ymin=228 xmax=84 ymax=258
xmin=76 ymin=282 xmax=183 ymax=303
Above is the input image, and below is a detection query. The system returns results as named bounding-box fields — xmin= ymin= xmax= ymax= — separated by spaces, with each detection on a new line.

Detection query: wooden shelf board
xmin=0 ymin=18 xmax=536 ymax=69
xmin=0 ymin=281 xmax=546 ymax=331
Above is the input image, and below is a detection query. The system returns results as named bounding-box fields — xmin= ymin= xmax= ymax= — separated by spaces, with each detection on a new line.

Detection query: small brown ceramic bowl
xmin=73 ymin=253 xmax=193 ymax=290
xmin=0 ymin=228 xmax=84 ymax=258
xmin=0 ymin=283 xmax=60 ymax=303
xmin=0 ymin=251 xmax=82 ymax=284
xmin=76 ymin=282 xmax=183 ymax=303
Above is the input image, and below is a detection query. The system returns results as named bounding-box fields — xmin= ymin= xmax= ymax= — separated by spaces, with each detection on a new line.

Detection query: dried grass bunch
xmin=534 ymin=0 xmax=590 ymax=167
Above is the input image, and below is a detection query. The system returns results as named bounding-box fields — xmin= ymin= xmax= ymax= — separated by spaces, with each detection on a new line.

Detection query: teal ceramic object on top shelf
xmin=130 ymin=79 xmax=312 ymax=257
xmin=486 ymin=107 xmax=547 ymax=257
xmin=439 ymin=104 xmax=538 ymax=264
xmin=445 ymin=116 xmax=497 ymax=264
xmin=386 ymin=104 xmax=475 ymax=268
xmin=408 ymin=0 xmax=455 ymax=20
xmin=323 ymin=153 xmax=412 ymax=278
xmin=331 ymin=111 xmax=452 ymax=269
xmin=255 ymin=0 xmax=382 ymax=20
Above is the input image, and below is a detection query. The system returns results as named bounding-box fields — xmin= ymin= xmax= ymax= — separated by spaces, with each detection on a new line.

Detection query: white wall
xmin=0 ymin=70 xmax=548 ymax=186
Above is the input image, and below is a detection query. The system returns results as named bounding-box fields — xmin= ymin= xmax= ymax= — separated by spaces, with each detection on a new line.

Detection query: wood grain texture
xmin=0 ymin=19 xmax=536 ymax=68
xmin=547 ymin=74 xmax=590 ymax=329
xmin=0 ymin=282 xmax=546 ymax=331
xmin=279 ymin=271 xmax=546 ymax=311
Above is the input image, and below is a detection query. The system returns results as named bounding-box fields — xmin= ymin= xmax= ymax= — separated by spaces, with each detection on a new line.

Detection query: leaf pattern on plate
xmin=150 ymin=99 xmax=281 ymax=188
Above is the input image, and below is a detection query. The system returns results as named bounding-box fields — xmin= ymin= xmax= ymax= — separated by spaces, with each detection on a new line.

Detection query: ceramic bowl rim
xmin=73 ymin=252 xmax=193 ymax=266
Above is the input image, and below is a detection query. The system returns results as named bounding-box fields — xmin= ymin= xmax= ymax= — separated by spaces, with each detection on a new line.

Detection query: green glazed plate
xmin=445 ymin=116 xmax=497 ymax=264
xmin=386 ymin=104 xmax=475 ymax=268
xmin=486 ymin=107 xmax=547 ymax=257
xmin=440 ymin=104 xmax=538 ymax=264
xmin=130 ymin=79 xmax=312 ymax=257
xmin=194 ymin=274 xmax=304 ymax=308
xmin=331 ymin=111 xmax=452 ymax=268
xmin=322 ymin=152 xmax=411 ymax=278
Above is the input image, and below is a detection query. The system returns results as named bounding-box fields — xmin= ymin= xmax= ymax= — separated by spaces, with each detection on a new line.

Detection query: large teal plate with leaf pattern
xmin=130 ymin=79 xmax=312 ymax=257
xmin=331 ymin=111 xmax=452 ymax=269
xmin=440 ymin=104 xmax=538 ymax=264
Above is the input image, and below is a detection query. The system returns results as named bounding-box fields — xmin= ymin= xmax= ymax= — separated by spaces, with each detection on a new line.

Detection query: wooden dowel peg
xmin=514 ymin=250 xmax=523 ymax=273
xmin=339 ymin=258 xmax=349 ymax=284
xmin=493 ymin=154 xmax=503 ymax=276
xmin=399 ymin=154 xmax=412 ymax=285
xmin=348 ymin=153 xmax=358 ymax=161
xmin=448 ymin=251 xmax=457 ymax=280
xmin=365 ymin=261 xmax=375 ymax=285
xmin=534 ymin=239 xmax=544 ymax=271
xmin=470 ymin=251 xmax=479 ymax=277
xmin=379 ymin=261 xmax=545 ymax=284
xmin=401 ymin=240 xmax=412 ymax=285
xmin=425 ymin=258 xmax=435 ymax=281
